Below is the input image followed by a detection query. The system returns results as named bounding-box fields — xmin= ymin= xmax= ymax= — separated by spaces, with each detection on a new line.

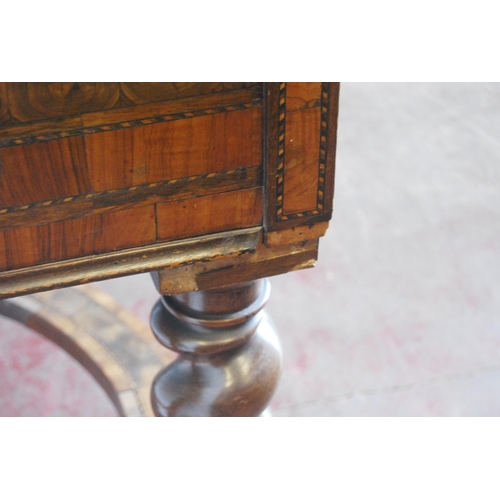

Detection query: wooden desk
xmin=0 ymin=82 xmax=339 ymax=416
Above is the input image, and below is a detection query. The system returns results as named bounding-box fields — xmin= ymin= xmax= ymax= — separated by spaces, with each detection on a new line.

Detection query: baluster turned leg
xmin=150 ymin=279 xmax=281 ymax=417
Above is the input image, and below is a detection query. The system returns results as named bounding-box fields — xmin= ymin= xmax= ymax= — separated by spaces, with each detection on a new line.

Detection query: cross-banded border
xmin=0 ymin=101 xmax=260 ymax=149
xmin=274 ymin=82 xmax=330 ymax=221
xmin=0 ymin=166 xmax=254 ymax=217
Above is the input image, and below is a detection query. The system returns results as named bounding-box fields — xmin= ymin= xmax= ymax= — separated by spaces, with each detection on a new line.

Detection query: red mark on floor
xmin=295 ymin=268 xmax=322 ymax=289
xmin=130 ymin=298 xmax=148 ymax=321
xmin=295 ymin=351 xmax=310 ymax=372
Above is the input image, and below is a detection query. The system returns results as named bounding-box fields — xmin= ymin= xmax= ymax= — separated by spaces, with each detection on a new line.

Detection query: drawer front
xmin=0 ymin=84 xmax=264 ymax=271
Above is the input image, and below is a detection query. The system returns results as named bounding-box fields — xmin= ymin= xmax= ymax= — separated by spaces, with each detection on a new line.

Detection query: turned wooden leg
xmin=150 ymin=279 xmax=281 ymax=417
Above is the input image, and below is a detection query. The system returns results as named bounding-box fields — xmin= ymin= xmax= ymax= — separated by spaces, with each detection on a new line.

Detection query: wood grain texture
xmin=0 ymin=206 xmax=155 ymax=271
xmin=0 ymin=115 xmax=84 ymax=145
xmin=0 ymin=83 xmax=8 ymax=123
xmin=81 ymin=87 xmax=261 ymax=128
xmin=264 ymin=82 xmax=339 ymax=231
xmin=283 ymin=105 xmax=321 ymax=213
xmin=265 ymin=221 xmax=329 ymax=247
xmin=322 ymin=82 xmax=340 ymax=220
xmin=0 ymin=88 xmax=262 ymax=149
xmin=0 ymin=83 xmax=260 ymax=126
xmin=0 ymin=165 xmax=261 ymax=230
xmin=153 ymin=238 xmax=319 ymax=295
xmin=263 ymin=83 xmax=280 ymax=229
xmin=119 ymin=82 xmax=258 ymax=105
xmin=0 ymin=137 xmax=91 ymax=208
xmin=286 ymin=82 xmax=321 ymax=110
xmin=0 ymin=82 xmax=338 ymax=298
xmin=84 ymin=107 xmax=262 ymax=190
xmin=195 ymin=246 xmax=317 ymax=290
xmin=151 ymin=279 xmax=281 ymax=416
xmin=0 ymin=228 xmax=261 ymax=299
xmin=5 ymin=83 xmax=120 ymax=123
xmin=157 ymin=187 xmax=263 ymax=242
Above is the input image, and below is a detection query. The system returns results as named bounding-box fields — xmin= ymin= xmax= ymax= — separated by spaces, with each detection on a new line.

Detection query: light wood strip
xmin=82 ymin=87 xmax=261 ymax=127
xmin=283 ymin=106 xmax=321 ymax=213
xmin=157 ymin=188 xmax=263 ymax=242
xmin=0 ymin=136 xmax=91 ymax=209
xmin=0 ymin=228 xmax=261 ymax=299
xmin=0 ymin=206 xmax=156 ymax=271
xmin=0 ymin=165 xmax=262 ymax=230
xmin=285 ymin=82 xmax=322 ymax=111
xmin=0 ymin=87 xmax=261 ymax=143
xmin=84 ymin=107 xmax=262 ymax=191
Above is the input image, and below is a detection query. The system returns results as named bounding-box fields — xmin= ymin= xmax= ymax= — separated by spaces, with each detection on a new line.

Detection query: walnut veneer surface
xmin=0 ymin=83 xmax=338 ymax=298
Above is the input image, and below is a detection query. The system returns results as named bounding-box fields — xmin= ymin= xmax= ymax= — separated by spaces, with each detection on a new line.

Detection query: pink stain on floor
xmin=0 ymin=320 xmax=117 ymax=417
xmin=294 ymin=267 xmax=323 ymax=289
xmin=379 ymin=325 xmax=404 ymax=349
xmin=294 ymin=351 xmax=311 ymax=372
xmin=465 ymin=294 xmax=481 ymax=311
xmin=8 ymin=334 xmax=48 ymax=373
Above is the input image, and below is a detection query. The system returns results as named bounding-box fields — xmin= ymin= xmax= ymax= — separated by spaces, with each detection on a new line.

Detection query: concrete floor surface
xmin=1 ymin=83 xmax=499 ymax=416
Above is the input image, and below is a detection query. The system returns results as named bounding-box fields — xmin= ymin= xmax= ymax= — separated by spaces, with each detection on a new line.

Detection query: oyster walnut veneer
xmin=0 ymin=82 xmax=339 ymax=416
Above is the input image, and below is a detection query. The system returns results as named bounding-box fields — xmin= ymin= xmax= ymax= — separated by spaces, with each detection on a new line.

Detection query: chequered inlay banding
xmin=0 ymin=166 xmax=253 ymax=217
xmin=275 ymin=82 xmax=330 ymax=221
xmin=0 ymin=101 xmax=260 ymax=149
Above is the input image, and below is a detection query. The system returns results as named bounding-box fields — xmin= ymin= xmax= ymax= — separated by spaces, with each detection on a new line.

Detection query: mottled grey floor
xmin=2 ymin=83 xmax=499 ymax=416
